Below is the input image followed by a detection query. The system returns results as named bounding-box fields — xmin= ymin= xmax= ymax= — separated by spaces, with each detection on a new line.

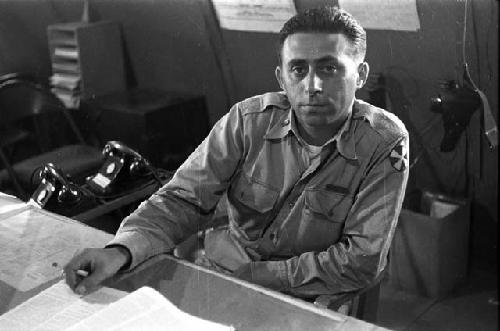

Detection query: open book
xmin=0 ymin=281 xmax=234 ymax=331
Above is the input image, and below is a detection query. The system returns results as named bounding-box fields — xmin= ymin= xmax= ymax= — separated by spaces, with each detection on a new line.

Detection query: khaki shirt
xmin=109 ymin=92 xmax=409 ymax=298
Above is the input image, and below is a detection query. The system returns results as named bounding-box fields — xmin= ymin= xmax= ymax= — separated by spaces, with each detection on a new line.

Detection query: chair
xmin=0 ymin=73 xmax=104 ymax=200
xmin=314 ymin=271 xmax=385 ymax=324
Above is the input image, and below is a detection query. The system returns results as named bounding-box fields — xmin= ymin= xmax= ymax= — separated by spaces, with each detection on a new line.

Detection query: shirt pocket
xmin=231 ymin=173 xmax=279 ymax=213
xmin=304 ymin=189 xmax=351 ymax=224
xmin=295 ymin=189 xmax=352 ymax=252
xmin=229 ymin=173 xmax=279 ymax=240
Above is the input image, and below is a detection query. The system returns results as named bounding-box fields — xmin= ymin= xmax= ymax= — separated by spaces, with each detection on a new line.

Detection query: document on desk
xmin=0 ymin=281 xmax=233 ymax=331
xmin=0 ymin=280 xmax=126 ymax=331
xmin=66 ymin=286 xmax=234 ymax=331
xmin=0 ymin=207 xmax=112 ymax=291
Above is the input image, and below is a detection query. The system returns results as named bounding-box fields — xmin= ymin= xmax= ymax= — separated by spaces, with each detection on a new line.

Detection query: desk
xmin=110 ymin=255 xmax=388 ymax=331
xmin=1 ymin=194 xmax=389 ymax=330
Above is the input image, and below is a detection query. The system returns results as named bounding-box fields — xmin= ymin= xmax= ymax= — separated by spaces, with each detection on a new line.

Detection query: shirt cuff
xmin=106 ymin=230 xmax=166 ymax=270
xmin=246 ymin=260 xmax=291 ymax=291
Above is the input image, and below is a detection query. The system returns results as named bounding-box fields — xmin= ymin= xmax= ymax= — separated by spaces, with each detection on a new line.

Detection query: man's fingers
xmin=64 ymin=247 xmax=126 ymax=295
xmin=75 ymin=269 xmax=107 ymax=295
xmin=63 ymin=250 xmax=90 ymax=290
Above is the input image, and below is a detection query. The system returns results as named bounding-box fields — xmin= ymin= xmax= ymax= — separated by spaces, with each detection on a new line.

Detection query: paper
xmin=430 ymin=200 xmax=459 ymax=219
xmin=67 ymin=286 xmax=233 ymax=331
xmin=0 ymin=193 xmax=29 ymax=219
xmin=0 ymin=281 xmax=127 ymax=331
xmin=54 ymin=47 xmax=79 ymax=59
xmin=0 ymin=282 xmax=232 ymax=331
xmin=339 ymin=0 xmax=420 ymax=31
xmin=0 ymin=208 xmax=112 ymax=291
xmin=212 ymin=0 xmax=296 ymax=33
xmin=50 ymin=73 xmax=81 ymax=90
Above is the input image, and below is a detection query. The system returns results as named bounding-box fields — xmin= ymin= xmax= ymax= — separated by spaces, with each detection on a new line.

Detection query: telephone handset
xmin=86 ymin=141 xmax=152 ymax=194
xmin=29 ymin=163 xmax=82 ymax=208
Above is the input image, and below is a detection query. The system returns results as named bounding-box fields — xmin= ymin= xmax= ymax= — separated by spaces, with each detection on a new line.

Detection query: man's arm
xmin=64 ymin=104 xmax=246 ymax=293
xmin=235 ymin=136 xmax=409 ymax=298
xmin=106 ymin=104 xmax=246 ymax=270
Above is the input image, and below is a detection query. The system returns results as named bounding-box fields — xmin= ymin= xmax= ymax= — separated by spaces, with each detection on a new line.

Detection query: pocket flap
xmin=305 ymin=189 xmax=348 ymax=221
xmin=232 ymin=174 xmax=278 ymax=213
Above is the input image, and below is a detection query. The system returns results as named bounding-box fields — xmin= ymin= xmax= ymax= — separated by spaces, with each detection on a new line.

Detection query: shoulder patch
xmin=389 ymin=139 xmax=408 ymax=172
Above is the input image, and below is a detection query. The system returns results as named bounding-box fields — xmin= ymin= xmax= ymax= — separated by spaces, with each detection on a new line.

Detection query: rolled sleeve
xmin=106 ymin=229 xmax=169 ymax=270
xmin=110 ymin=103 xmax=245 ymax=268
xmin=234 ymin=260 xmax=290 ymax=291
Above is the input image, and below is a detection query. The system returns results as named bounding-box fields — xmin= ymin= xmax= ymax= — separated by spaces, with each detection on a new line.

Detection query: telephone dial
xmin=86 ymin=141 xmax=160 ymax=195
xmin=29 ymin=163 xmax=84 ymax=209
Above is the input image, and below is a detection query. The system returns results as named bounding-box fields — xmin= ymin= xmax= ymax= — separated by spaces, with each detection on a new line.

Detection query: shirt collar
xmin=260 ymin=91 xmax=290 ymax=111
xmin=264 ymin=107 xmax=294 ymax=140
xmin=264 ymin=98 xmax=357 ymax=160
xmin=335 ymin=112 xmax=357 ymax=160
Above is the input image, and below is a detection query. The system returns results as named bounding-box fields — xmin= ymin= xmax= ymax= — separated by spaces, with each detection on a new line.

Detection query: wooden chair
xmin=314 ymin=271 xmax=385 ymax=323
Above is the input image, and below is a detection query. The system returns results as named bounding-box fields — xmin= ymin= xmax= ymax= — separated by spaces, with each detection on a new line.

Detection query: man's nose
xmin=305 ymin=71 xmax=322 ymax=95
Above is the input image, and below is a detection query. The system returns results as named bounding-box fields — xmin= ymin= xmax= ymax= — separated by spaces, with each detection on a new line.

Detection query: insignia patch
xmin=389 ymin=141 xmax=408 ymax=172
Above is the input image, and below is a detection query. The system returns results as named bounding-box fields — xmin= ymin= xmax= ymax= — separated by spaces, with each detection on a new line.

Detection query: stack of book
xmin=49 ymin=45 xmax=81 ymax=108
xmin=47 ymin=21 xmax=127 ymax=107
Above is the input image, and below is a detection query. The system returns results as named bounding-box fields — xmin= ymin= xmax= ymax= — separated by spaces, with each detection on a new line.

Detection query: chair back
xmin=0 ymin=74 xmax=86 ymax=146
xmin=314 ymin=270 xmax=386 ymax=324
xmin=0 ymin=73 xmax=102 ymax=199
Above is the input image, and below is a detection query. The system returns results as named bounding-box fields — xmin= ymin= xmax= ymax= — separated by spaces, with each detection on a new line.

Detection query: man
xmin=65 ymin=6 xmax=409 ymax=302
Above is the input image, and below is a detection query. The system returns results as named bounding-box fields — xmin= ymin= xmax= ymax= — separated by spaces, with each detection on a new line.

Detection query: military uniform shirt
xmin=108 ymin=91 xmax=409 ymax=299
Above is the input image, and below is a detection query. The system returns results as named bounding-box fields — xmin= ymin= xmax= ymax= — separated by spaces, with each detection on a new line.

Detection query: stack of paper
xmin=0 ymin=281 xmax=234 ymax=331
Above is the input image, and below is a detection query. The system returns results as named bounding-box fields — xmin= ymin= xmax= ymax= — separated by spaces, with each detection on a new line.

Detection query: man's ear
xmin=275 ymin=66 xmax=284 ymax=90
xmin=356 ymin=62 xmax=370 ymax=89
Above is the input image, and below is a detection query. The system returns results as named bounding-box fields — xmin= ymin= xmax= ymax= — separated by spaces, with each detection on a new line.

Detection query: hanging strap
xmin=476 ymin=89 xmax=498 ymax=149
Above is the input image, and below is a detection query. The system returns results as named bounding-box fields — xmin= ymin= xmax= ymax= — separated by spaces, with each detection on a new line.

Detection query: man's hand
xmin=63 ymin=246 xmax=131 ymax=295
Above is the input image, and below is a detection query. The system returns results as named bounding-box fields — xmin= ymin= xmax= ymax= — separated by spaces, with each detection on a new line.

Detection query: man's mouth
xmin=303 ymin=103 xmax=327 ymax=107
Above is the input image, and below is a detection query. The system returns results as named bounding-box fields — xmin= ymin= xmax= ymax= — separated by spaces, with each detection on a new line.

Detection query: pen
xmin=76 ymin=269 xmax=89 ymax=277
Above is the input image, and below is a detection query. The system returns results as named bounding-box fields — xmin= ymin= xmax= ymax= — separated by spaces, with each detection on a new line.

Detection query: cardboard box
xmin=388 ymin=193 xmax=470 ymax=297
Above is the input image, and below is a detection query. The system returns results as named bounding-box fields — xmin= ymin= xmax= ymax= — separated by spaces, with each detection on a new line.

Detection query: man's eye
xmin=321 ymin=65 xmax=337 ymax=73
xmin=291 ymin=66 xmax=306 ymax=75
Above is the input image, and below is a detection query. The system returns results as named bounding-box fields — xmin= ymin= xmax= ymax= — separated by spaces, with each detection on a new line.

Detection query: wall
xmin=0 ymin=0 xmax=497 ymax=265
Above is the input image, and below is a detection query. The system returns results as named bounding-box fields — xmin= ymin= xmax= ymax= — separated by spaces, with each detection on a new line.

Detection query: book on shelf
xmin=54 ymin=46 xmax=79 ymax=59
xmin=50 ymin=73 xmax=81 ymax=90
xmin=0 ymin=280 xmax=234 ymax=331
xmin=52 ymin=62 xmax=80 ymax=73
xmin=51 ymin=87 xmax=80 ymax=109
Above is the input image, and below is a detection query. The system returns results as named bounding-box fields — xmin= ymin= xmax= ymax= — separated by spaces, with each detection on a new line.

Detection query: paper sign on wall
xmin=212 ymin=0 xmax=297 ymax=33
xmin=339 ymin=0 xmax=421 ymax=31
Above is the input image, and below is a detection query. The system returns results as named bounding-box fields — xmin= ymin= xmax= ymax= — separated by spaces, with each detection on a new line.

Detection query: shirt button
xmin=270 ymin=232 xmax=278 ymax=245
xmin=282 ymin=119 xmax=290 ymax=126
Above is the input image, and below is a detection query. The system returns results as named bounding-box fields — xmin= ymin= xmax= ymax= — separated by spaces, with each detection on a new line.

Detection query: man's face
xmin=276 ymin=33 xmax=368 ymax=132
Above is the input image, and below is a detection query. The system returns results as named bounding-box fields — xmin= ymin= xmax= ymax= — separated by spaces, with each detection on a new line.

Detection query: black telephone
xmin=29 ymin=163 xmax=83 ymax=208
xmin=86 ymin=141 xmax=156 ymax=195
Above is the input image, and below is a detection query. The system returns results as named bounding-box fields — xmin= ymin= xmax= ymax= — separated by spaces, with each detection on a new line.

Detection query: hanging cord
xmin=461 ymin=0 xmax=478 ymax=91
xmin=461 ymin=0 xmax=497 ymax=150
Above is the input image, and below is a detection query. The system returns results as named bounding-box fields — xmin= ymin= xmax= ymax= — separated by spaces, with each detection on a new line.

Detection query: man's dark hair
xmin=277 ymin=6 xmax=367 ymax=65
